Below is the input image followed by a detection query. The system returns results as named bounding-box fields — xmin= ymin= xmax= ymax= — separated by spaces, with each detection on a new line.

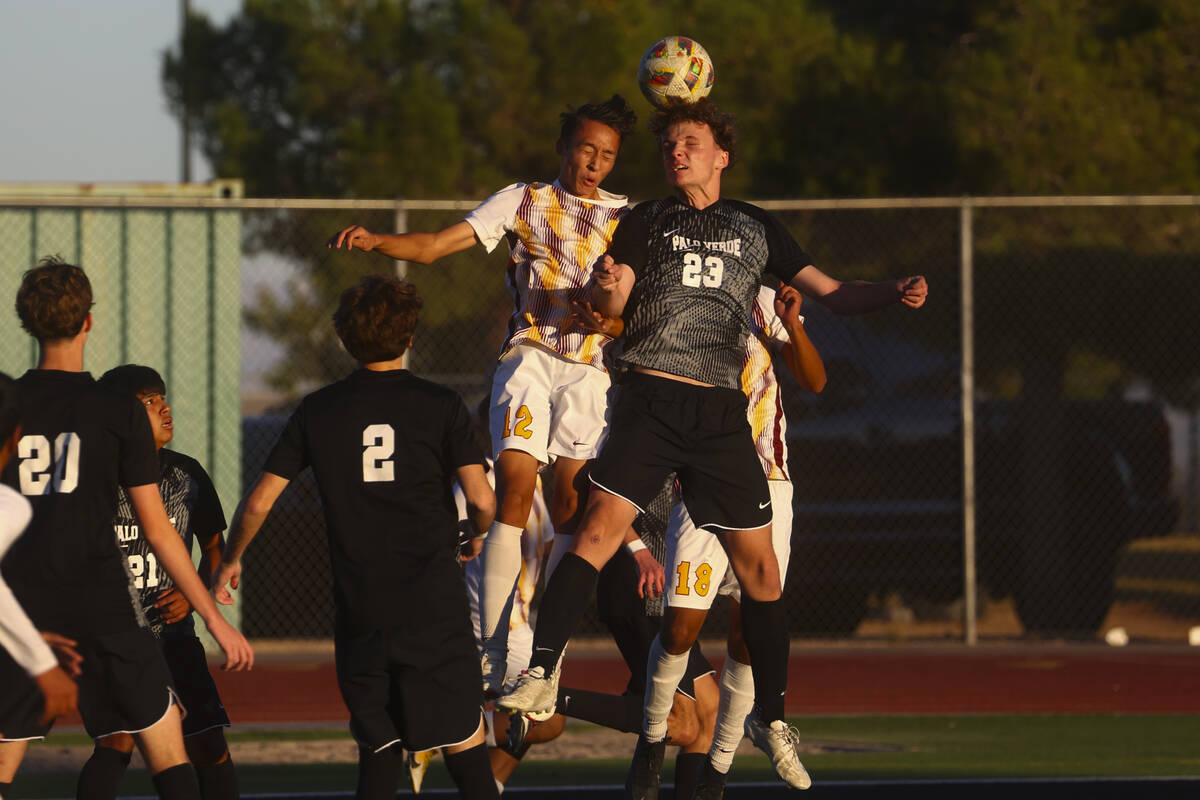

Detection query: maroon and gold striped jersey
xmin=465 ymin=181 xmax=628 ymax=371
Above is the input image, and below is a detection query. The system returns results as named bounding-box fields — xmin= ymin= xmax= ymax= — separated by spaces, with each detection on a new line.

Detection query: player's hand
xmin=632 ymin=548 xmax=665 ymax=599
xmin=327 ymin=225 xmax=378 ymax=252
xmin=34 ymin=665 xmax=78 ymax=723
xmin=898 ymin=275 xmax=928 ymax=308
xmin=40 ymin=631 xmax=83 ymax=678
xmin=593 ymin=254 xmax=625 ymax=290
xmin=774 ymin=283 xmax=804 ymax=323
xmin=571 ymin=300 xmax=624 ymax=337
xmin=213 ymin=561 xmax=242 ymax=605
xmin=208 ymin=617 xmax=254 ymax=671
xmin=153 ymin=588 xmax=192 ymax=624
xmin=456 ymin=520 xmax=484 ymax=563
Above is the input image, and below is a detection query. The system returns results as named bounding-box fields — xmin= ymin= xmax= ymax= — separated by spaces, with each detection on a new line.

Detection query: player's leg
xmin=163 ymin=637 xmax=237 ymax=800
xmin=479 ymin=346 xmax=555 ymax=691
xmin=0 ymin=740 xmax=29 ymax=792
xmin=677 ymin=672 xmax=719 ymax=800
xmin=77 ymin=733 xmax=134 ymax=800
xmin=438 ymin=716 xmax=498 ymax=799
xmin=132 ymin=705 xmax=203 ymax=800
xmin=488 ymin=711 xmax=565 ymax=786
xmin=544 ymin=360 xmax=611 ymax=537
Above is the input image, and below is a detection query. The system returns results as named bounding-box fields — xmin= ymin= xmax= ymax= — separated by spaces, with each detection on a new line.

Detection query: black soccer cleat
xmin=625 ymin=735 xmax=667 ymax=800
xmin=691 ymin=761 xmax=728 ymax=800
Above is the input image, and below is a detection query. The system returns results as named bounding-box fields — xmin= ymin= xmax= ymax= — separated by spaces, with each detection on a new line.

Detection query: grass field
xmin=13 ymin=714 xmax=1200 ymax=798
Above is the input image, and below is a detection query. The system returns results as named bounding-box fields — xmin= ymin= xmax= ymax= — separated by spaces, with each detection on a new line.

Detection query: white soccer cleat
xmin=744 ymin=710 xmax=812 ymax=790
xmin=480 ymin=647 xmax=507 ymax=699
xmin=496 ymin=664 xmax=559 ymax=718
xmin=406 ymin=748 xmax=436 ymax=794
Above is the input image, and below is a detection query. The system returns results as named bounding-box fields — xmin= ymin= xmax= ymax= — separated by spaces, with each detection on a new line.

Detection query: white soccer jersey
xmin=740 ymin=285 xmax=795 ymax=481
xmin=464 ymin=180 xmax=628 ymax=371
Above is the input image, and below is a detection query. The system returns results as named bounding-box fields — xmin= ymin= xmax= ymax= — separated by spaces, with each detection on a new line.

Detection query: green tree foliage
xmin=164 ymin=0 xmax=1200 ymax=402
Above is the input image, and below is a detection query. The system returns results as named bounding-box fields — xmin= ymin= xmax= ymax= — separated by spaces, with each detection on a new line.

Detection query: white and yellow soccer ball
xmin=637 ymin=36 xmax=716 ymax=108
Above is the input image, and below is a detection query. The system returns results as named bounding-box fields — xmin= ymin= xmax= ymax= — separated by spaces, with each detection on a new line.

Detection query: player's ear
xmin=82 ymin=313 xmax=93 ymax=334
xmin=716 ymin=149 xmax=730 ymax=170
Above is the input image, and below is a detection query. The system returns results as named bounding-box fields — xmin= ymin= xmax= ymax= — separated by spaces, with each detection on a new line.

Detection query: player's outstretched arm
xmin=455 ymin=463 xmax=496 ymax=562
xmin=774 ymin=285 xmax=827 ymax=393
xmin=217 ymin=472 xmax=291 ymax=602
xmin=591 ymin=254 xmax=635 ymax=317
xmin=327 ymin=221 xmax=480 ymax=264
xmin=791 ymin=265 xmax=928 ymax=315
xmin=128 ymin=483 xmax=254 ymax=671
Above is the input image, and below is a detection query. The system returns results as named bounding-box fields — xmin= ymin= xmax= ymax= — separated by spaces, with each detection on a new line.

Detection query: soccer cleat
xmin=480 ymin=646 xmax=507 ymax=699
xmin=406 ymin=748 xmax=436 ymax=794
xmin=496 ymin=664 xmax=559 ymax=717
xmin=625 ymin=735 xmax=667 ymax=800
xmin=691 ymin=761 xmax=728 ymax=800
xmin=505 ymin=710 xmax=531 ymax=754
xmin=744 ymin=710 xmax=812 ymax=790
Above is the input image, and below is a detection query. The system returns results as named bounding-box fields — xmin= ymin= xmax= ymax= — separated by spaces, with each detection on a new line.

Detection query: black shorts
xmin=335 ymin=620 xmax=482 ymax=753
xmin=0 ymin=650 xmax=52 ymax=741
xmin=77 ymin=627 xmax=178 ymax=738
xmin=161 ymin=636 xmax=230 ymax=737
xmin=591 ymin=373 xmax=772 ymax=532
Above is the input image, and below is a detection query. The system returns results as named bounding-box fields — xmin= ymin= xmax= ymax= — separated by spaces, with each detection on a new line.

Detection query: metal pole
xmin=180 ymin=0 xmax=192 ymax=183
xmin=394 ymin=202 xmax=409 ymax=368
xmin=960 ymin=201 xmax=978 ymax=645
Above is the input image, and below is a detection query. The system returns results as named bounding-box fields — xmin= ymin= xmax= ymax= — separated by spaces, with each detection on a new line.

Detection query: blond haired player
xmin=328 ymin=96 xmax=638 ymax=694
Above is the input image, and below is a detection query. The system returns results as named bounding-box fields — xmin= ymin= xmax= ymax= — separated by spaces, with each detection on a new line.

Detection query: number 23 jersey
xmin=608 ymin=197 xmax=810 ymax=390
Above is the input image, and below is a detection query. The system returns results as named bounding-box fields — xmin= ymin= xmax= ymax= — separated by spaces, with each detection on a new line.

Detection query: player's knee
xmin=96 ymin=733 xmax=136 ymax=755
xmin=184 ymin=729 xmax=229 ymax=768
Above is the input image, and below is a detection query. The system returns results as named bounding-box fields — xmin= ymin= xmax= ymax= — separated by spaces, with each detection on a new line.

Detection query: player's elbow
xmin=808 ymin=371 xmax=827 ymax=393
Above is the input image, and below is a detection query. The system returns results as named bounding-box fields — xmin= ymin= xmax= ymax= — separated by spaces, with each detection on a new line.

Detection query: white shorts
xmin=489 ymin=342 xmax=611 ymax=464
xmin=665 ymin=480 xmax=794 ymax=610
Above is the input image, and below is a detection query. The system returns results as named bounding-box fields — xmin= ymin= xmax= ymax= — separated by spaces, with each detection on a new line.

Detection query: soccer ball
xmin=637 ymin=36 xmax=716 ymax=108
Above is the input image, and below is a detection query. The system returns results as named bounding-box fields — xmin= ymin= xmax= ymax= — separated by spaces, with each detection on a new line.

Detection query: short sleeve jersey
xmin=263 ymin=369 xmax=484 ymax=629
xmin=742 ymin=286 xmax=793 ymax=481
xmin=0 ymin=370 xmax=159 ymax=636
xmin=607 ymin=197 xmax=809 ymax=389
xmin=464 ymin=181 xmax=628 ymax=371
xmin=112 ymin=449 xmax=226 ymax=639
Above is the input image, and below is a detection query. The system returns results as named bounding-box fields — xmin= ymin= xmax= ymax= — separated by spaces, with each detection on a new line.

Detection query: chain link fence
xmin=3 ymin=192 xmax=1197 ymax=645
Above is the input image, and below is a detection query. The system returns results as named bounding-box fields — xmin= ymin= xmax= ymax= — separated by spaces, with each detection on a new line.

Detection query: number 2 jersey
xmin=112 ymin=449 xmax=226 ymax=639
xmin=607 ymin=196 xmax=810 ymax=390
xmin=263 ymin=368 xmax=485 ymax=630
xmin=0 ymin=370 xmax=159 ymax=637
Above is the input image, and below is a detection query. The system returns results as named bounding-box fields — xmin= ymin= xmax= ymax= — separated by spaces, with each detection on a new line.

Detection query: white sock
xmin=709 ymin=658 xmax=755 ymax=773
xmin=643 ymin=635 xmax=689 ymax=742
xmin=544 ymin=530 xmax=573 ymax=579
xmin=480 ymin=521 xmax=524 ymax=642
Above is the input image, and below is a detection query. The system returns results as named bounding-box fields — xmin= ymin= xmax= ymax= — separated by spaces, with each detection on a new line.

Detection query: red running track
xmin=52 ymin=643 xmax=1200 ymax=727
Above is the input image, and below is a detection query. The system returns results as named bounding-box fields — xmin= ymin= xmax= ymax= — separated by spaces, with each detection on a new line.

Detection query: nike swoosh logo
xmin=663 ymin=229 xmax=678 ymax=238
xmin=759 ymin=501 xmax=770 ymax=509
xmin=535 ymin=647 xmax=555 ymax=653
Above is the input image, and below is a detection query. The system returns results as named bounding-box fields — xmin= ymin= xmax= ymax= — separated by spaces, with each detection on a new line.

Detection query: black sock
xmin=443 ymin=742 xmax=499 ymax=800
xmin=0 ymin=781 xmax=12 ymax=797
xmin=557 ymin=686 xmax=642 ymax=733
xmin=354 ymin=745 xmax=401 ymax=800
xmin=151 ymin=763 xmax=202 ymax=800
xmin=739 ymin=596 xmax=789 ymax=723
xmin=195 ymin=755 xmax=237 ymax=800
xmin=674 ymin=751 xmax=706 ymax=799
xmin=528 ymin=553 xmax=599 ymax=672
xmin=76 ymin=745 xmax=132 ymax=800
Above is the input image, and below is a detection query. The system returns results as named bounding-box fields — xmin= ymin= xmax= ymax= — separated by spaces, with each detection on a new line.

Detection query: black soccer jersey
xmin=263 ymin=368 xmax=485 ymax=629
xmin=0 ymin=370 xmax=159 ymax=636
xmin=113 ymin=449 xmax=226 ymax=639
xmin=608 ymin=197 xmax=809 ymax=389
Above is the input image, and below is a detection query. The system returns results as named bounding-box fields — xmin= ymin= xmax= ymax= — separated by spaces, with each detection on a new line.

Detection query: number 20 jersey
xmin=0 ymin=370 xmax=159 ymax=636
xmin=607 ymin=197 xmax=810 ymax=390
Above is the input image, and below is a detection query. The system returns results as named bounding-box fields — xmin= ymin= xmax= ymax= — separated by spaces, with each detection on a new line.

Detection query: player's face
xmin=138 ymin=391 xmax=173 ymax=449
xmin=557 ymin=119 xmax=621 ymax=199
xmin=660 ymin=121 xmax=729 ymax=195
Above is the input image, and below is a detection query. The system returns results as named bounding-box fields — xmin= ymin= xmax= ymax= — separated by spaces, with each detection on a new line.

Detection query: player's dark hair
xmin=98 ymin=364 xmax=167 ymax=398
xmin=649 ymin=97 xmax=738 ymax=169
xmin=15 ymin=256 xmax=94 ymax=341
xmin=0 ymin=372 xmax=20 ymax=444
xmin=560 ymin=94 xmax=638 ymax=146
xmin=333 ymin=274 xmax=423 ymax=364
